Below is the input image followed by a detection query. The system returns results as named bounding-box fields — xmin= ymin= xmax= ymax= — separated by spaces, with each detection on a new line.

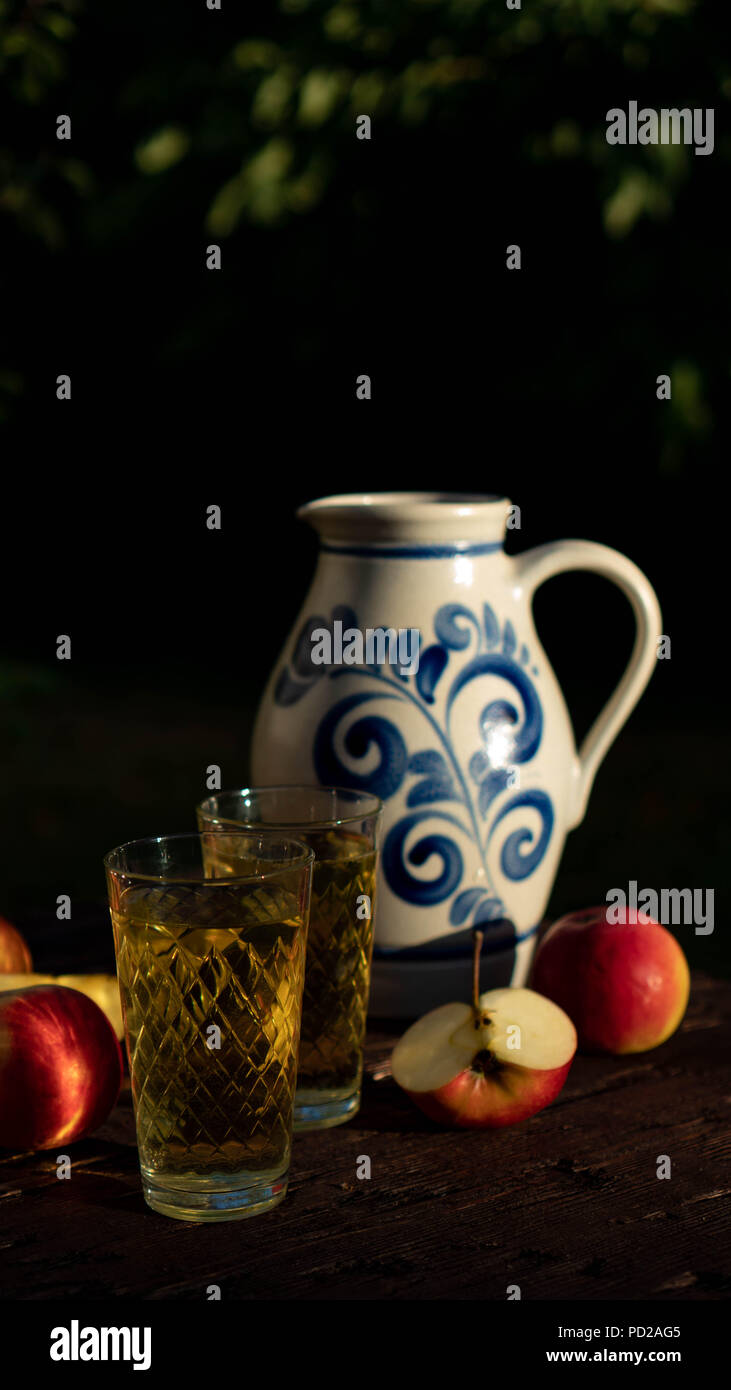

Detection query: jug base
xmin=367 ymin=930 xmax=538 ymax=1020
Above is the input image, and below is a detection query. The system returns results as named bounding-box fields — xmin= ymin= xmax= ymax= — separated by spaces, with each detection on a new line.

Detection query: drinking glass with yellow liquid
xmin=197 ymin=789 xmax=382 ymax=1131
xmin=104 ymin=831 xmax=313 ymax=1221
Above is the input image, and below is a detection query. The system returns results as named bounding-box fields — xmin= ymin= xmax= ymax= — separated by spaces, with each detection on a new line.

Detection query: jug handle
xmin=514 ymin=541 xmax=663 ymax=830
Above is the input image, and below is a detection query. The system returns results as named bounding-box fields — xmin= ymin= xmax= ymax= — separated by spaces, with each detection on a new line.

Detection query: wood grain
xmin=1 ymin=973 xmax=729 ymax=1300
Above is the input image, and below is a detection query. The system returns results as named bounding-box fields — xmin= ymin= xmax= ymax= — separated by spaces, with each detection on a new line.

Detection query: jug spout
xmin=298 ymin=492 xmax=511 ymax=553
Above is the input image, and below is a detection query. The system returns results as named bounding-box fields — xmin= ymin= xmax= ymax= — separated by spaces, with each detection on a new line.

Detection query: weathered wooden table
xmin=2 ymin=973 xmax=729 ymax=1300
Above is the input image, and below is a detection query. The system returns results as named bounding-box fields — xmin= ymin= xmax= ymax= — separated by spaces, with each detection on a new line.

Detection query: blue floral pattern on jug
xmin=274 ymin=601 xmax=554 ymax=932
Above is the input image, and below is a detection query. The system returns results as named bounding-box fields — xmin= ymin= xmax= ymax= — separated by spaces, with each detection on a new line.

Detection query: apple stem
xmin=472 ymin=929 xmax=483 ymax=1017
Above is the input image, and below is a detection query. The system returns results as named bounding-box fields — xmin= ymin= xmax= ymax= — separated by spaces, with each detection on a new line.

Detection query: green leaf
xmin=134 ymin=126 xmax=190 ymax=175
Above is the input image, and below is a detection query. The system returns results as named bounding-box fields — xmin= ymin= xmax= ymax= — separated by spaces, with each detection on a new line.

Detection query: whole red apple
xmin=0 ymin=971 xmax=123 ymax=1039
xmin=531 ymin=906 xmax=690 ymax=1054
xmin=0 ymin=916 xmax=32 ymax=974
xmin=0 ymin=985 xmax=123 ymax=1150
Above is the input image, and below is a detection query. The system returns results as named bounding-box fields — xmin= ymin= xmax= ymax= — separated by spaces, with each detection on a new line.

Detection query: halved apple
xmin=392 ymin=987 xmax=577 ymax=1128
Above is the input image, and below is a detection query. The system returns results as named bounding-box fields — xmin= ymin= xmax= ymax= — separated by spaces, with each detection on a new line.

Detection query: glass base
xmin=141 ymin=1170 xmax=289 ymax=1222
xmin=294 ymin=1086 xmax=361 ymax=1132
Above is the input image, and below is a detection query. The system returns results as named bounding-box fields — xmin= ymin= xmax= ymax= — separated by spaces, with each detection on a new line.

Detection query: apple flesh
xmin=0 ymin=917 xmax=32 ymax=974
xmin=392 ymin=987 xmax=577 ymax=1128
xmin=0 ymin=972 xmax=123 ymax=1040
xmin=0 ymin=985 xmax=123 ymax=1151
xmin=531 ymin=906 xmax=690 ymax=1054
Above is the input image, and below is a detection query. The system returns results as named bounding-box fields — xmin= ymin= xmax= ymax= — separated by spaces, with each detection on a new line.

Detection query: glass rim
xmin=197 ymin=784 xmax=383 ymax=831
xmin=103 ymin=830 xmax=315 ymax=885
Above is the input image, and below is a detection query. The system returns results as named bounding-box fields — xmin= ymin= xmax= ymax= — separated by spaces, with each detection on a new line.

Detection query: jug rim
xmin=299 ymin=492 xmax=507 ymax=515
xmin=298 ymin=493 xmax=511 ymax=547
xmin=298 ymin=492 xmax=511 ymax=548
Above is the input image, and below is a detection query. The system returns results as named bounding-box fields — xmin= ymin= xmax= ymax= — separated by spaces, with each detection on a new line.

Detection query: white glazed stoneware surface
xmin=252 ymin=494 xmax=662 ymax=1015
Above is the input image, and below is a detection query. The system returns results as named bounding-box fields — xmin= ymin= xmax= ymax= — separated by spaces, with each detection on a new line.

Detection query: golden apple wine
xmin=201 ymin=828 xmax=377 ymax=1107
xmin=296 ymin=830 xmax=377 ymax=1100
xmin=111 ymin=879 xmax=306 ymax=1188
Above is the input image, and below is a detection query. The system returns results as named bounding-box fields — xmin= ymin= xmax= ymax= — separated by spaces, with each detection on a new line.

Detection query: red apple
xmin=0 ymin=917 xmax=32 ymax=974
xmin=392 ymin=965 xmax=576 ymax=1129
xmin=0 ymin=985 xmax=123 ymax=1151
xmin=0 ymin=972 xmax=123 ymax=1040
xmin=531 ymin=906 xmax=690 ymax=1054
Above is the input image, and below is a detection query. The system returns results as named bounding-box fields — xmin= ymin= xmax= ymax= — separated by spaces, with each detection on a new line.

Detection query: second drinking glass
xmin=197 ymin=788 xmax=382 ymax=1130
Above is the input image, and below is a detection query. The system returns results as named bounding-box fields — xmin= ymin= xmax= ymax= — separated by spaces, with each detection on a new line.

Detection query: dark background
xmin=1 ymin=0 xmax=726 ymax=973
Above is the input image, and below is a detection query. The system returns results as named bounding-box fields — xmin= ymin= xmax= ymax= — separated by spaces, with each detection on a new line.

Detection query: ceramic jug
xmin=251 ymin=494 xmax=662 ymax=1016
